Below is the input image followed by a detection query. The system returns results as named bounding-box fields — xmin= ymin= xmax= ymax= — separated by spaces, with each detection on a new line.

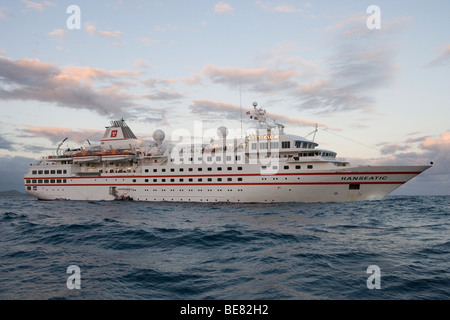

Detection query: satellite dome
xmin=217 ymin=126 xmax=228 ymax=138
xmin=153 ymin=129 xmax=165 ymax=144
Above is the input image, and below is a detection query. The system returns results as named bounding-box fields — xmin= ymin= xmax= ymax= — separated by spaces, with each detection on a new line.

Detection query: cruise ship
xmin=24 ymin=103 xmax=431 ymax=202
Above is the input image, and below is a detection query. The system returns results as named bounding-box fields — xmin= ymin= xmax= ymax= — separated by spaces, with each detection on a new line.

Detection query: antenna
xmin=239 ymin=80 xmax=243 ymax=138
xmin=305 ymin=123 xmax=319 ymax=141
xmin=312 ymin=123 xmax=318 ymax=141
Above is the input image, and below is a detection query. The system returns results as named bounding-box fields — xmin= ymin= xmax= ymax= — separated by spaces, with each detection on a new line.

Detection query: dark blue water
xmin=0 ymin=195 xmax=448 ymax=300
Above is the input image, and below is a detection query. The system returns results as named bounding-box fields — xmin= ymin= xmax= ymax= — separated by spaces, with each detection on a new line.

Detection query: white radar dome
xmin=217 ymin=126 xmax=228 ymax=138
xmin=153 ymin=129 xmax=165 ymax=144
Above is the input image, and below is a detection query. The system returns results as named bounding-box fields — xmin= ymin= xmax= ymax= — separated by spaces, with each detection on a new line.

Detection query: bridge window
xmin=281 ymin=141 xmax=290 ymax=149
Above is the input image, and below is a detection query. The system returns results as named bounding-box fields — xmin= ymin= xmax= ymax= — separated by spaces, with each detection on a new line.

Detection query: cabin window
xmin=227 ymin=178 xmax=232 ymax=181
xmin=237 ymin=167 xmax=242 ymax=170
xmin=251 ymin=143 xmax=257 ymax=150
xmin=217 ymin=167 xmax=222 ymax=171
xmin=51 ymin=170 xmax=55 ymax=174
xmin=284 ymin=165 xmax=289 ymax=170
xmin=216 ymin=156 xmax=221 ymax=161
xmin=217 ymin=178 xmax=222 ymax=182
xmin=207 ymin=178 xmax=212 ymax=182
xmin=281 ymin=141 xmax=290 ymax=148
xmin=44 ymin=170 xmax=49 ymax=174
xmin=349 ymin=184 xmax=360 ymax=190
xmin=295 ymin=165 xmax=301 ymax=169
xmin=260 ymin=142 xmax=268 ymax=149
xmin=153 ymin=179 xmax=157 ymax=182
xmin=170 ymin=179 xmax=175 ymax=182
xmin=170 ymin=168 xmax=175 ymax=172
xmin=57 ymin=170 xmax=62 ymax=174
xmin=38 ymin=170 xmax=43 ymax=174
xmin=208 ymin=167 xmax=212 ymax=171
xmin=32 ymin=171 xmax=37 ymax=174
xmin=270 ymin=142 xmax=279 ymax=149
xmin=237 ymin=178 xmax=243 ymax=181
xmin=198 ymin=168 xmax=202 ymax=171
xmin=307 ymin=165 xmax=313 ymax=169
xmin=57 ymin=179 xmax=61 ymax=183
xmin=227 ymin=167 xmax=232 ymax=171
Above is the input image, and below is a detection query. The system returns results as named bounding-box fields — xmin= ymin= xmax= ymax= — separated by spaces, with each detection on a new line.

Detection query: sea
xmin=0 ymin=195 xmax=449 ymax=302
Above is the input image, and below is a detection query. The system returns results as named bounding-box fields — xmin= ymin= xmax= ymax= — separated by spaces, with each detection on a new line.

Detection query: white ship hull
xmin=24 ymin=107 xmax=432 ymax=203
xmin=24 ymin=165 xmax=430 ymax=203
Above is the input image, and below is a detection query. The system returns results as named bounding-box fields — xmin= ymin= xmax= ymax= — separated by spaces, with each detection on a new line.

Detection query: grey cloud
xmin=0 ymin=56 xmax=139 ymax=118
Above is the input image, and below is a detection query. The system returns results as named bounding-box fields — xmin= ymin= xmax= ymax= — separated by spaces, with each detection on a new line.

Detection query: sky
xmin=0 ymin=0 xmax=449 ymax=194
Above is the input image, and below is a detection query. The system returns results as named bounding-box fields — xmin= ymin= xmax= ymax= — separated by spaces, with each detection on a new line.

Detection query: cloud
xmin=153 ymin=24 xmax=178 ymax=32
xmin=0 ymin=133 xmax=15 ymax=151
xmin=143 ymin=74 xmax=201 ymax=87
xmin=419 ymin=132 xmax=450 ymax=174
xmin=48 ymin=28 xmax=68 ymax=38
xmin=132 ymin=59 xmax=148 ymax=69
xmin=141 ymin=91 xmax=183 ymax=101
xmin=0 ymin=155 xmax=37 ymax=192
xmin=138 ymin=37 xmax=160 ymax=47
xmin=85 ymin=23 xmax=122 ymax=40
xmin=214 ymin=2 xmax=234 ymax=15
xmin=201 ymin=64 xmax=297 ymax=92
xmin=256 ymin=1 xmax=302 ymax=13
xmin=22 ymin=126 xmax=103 ymax=144
xmin=0 ymin=56 xmax=141 ymax=117
xmin=425 ymin=44 xmax=450 ymax=67
xmin=292 ymin=16 xmax=407 ymax=114
xmin=371 ymin=131 xmax=450 ymax=175
xmin=0 ymin=6 xmax=7 ymax=20
xmin=189 ymin=99 xmax=322 ymax=128
xmin=190 ymin=100 xmax=241 ymax=120
xmin=21 ymin=0 xmax=55 ymax=12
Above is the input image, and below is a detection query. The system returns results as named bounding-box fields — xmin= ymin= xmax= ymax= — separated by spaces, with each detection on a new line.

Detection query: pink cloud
xmin=421 ymin=132 xmax=450 ymax=150
xmin=85 ymin=23 xmax=122 ymax=39
xmin=23 ymin=126 xmax=103 ymax=144
xmin=0 ymin=56 xmax=141 ymax=116
xmin=214 ymin=2 xmax=234 ymax=15
xmin=21 ymin=0 xmax=55 ymax=12
xmin=426 ymin=44 xmax=450 ymax=67
xmin=48 ymin=28 xmax=68 ymax=38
